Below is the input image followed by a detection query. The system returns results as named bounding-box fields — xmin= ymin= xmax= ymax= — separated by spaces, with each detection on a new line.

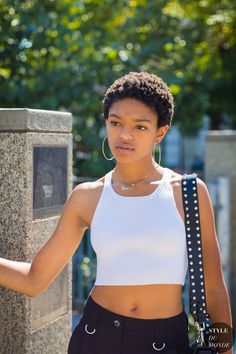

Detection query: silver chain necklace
xmin=112 ymin=179 xmax=153 ymax=191
xmin=112 ymin=168 xmax=160 ymax=191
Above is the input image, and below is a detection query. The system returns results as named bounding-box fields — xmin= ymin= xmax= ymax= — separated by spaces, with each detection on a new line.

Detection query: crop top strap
xmin=161 ymin=167 xmax=172 ymax=181
xmin=104 ymin=170 xmax=113 ymax=187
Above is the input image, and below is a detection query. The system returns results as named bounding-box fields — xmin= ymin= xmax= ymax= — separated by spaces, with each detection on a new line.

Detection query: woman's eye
xmin=110 ymin=121 xmax=120 ymax=126
xmin=136 ymin=125 xmax=147 ymax=130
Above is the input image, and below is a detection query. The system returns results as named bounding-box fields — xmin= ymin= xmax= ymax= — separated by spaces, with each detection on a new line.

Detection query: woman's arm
xmin=197 ymin=178 xmax=233 ymax=353
xmin=0 ymin=185 xmax=88 ymax=297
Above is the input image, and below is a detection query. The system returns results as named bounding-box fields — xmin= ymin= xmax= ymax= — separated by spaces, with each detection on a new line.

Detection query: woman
xmin=0 ymin=72 xmax=233 ymax=354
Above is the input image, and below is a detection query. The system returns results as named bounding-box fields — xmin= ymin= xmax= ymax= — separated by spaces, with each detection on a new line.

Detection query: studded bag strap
xmin=181 ymin=172 xmax=212 ymax=337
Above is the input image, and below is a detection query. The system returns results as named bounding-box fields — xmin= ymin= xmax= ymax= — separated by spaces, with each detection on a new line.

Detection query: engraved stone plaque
xmin=31 ymin=267 xmax=68 ymax=332
xmin=33 ymin=146 xmax=68 ymax=219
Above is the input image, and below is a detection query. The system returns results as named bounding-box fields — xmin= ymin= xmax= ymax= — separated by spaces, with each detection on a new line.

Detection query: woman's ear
xmin=156 ymin=124 xmax=169 ymax=143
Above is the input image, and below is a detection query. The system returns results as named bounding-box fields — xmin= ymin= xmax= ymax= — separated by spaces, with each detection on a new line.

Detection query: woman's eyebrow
xmin=108 ymin=113 xmax=151 ymax=123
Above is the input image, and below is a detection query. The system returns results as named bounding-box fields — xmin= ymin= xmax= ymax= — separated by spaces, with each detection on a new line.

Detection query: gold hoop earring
xmin=102 ymin=136 xmax=114 ymax=161
xmin=153 ymin=143 xmax=161 ymax=165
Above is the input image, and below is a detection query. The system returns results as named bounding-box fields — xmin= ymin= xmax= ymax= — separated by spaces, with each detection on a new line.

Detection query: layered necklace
xmin=112 ymin=165 xmax=161 ymax=191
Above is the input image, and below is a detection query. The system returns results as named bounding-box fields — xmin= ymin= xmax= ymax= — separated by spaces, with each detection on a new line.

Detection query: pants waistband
xmin=81 ymin=294 xmax=188 ymax=338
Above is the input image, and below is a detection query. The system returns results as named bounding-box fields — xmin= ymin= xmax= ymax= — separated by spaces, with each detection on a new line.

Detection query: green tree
xmin=0 ymin=0 xmax=235 ymax=176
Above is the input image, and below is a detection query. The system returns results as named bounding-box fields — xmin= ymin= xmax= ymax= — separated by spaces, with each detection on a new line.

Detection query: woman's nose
xmin=119 ymin=126 xmax=133 ymax=140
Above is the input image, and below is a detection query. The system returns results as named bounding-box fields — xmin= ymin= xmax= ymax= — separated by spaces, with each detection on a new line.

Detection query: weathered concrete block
xmin=0 ymin=109 xmax=73 ymax=354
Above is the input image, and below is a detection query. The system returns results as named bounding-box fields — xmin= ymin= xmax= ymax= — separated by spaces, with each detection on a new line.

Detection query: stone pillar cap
xmin=0 ymin=108 xmax=72 ymax=133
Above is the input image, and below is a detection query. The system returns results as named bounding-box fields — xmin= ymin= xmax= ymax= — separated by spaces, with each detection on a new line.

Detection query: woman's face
xmin=105 ymin=98 xmax=168 ymax=164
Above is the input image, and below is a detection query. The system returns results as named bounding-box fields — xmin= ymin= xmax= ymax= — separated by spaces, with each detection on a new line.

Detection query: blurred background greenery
xmin=0 ymin=0 xmax=236 ymax=178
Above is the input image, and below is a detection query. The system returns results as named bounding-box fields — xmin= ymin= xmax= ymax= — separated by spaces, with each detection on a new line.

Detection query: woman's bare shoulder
xmin=170 ymin=170 xmax=208 ymax=197
xmin=73 ymin=176 xmax=105 ymax=198
xmin=66 ymin=176 xmax=107 ymax=229
xmin=169 ymin=169 xmax=205 ymax=192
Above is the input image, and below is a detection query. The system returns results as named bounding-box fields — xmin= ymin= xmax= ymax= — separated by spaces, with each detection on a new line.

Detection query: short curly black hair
xmin=102 ymin=71 xmax=174 ymax=128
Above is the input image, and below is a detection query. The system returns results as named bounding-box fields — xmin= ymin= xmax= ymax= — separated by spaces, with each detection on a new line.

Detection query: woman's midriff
xmin=90 ymin=284 xmax=183 ymax=319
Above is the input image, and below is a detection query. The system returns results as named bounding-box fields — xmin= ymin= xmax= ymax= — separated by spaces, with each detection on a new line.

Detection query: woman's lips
xmin=115 ymin=145 xmax=135 ymax=153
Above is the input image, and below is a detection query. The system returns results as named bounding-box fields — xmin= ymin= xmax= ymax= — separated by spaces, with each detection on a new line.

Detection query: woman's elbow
xmin=26 ymin=275 xmax=49 ymax=297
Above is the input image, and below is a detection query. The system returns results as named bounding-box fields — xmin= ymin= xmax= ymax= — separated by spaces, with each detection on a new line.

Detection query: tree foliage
xmin=0 ymin=0 xmax=235 ymax=176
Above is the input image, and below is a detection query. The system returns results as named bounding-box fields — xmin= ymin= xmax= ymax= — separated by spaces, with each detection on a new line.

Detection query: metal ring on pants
xmin=68 ymin=294 xmax=190 ymax=354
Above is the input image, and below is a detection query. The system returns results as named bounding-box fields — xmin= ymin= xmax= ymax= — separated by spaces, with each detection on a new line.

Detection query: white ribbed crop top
xmin=90 ymin=167 xmax=188 ymax=286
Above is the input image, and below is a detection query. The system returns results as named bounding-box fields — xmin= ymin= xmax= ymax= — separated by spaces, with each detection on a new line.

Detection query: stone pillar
xmin=0 ymin=109 xmax=73 ymax=354
xmin=205 ymin=130 xmax=236 ymax=330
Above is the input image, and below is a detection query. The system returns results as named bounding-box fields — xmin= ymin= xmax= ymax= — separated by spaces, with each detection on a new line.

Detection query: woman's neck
xmin=113 ymin=159 xmax=163 ymax=184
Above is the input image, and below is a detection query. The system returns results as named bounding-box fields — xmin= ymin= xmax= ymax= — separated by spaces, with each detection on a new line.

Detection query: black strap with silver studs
xmin=181 ymin=172 xmax=212 ymax=343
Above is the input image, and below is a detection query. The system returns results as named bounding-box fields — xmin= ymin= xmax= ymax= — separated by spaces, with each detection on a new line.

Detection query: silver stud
xmin=189 ymin=248 xmax=192 ymax=251
xmin=185 ymin=200 xmax=188 ymax=204
xmin=189 ymin=255 xmax=193 ymax=258
xmin=202 ymin=296 xmax=205 ymax=299
xmin=198 ymin=247 xmax=201 ymax=251
xmin=192 ymin=181 xmax=196 ymax=184
xmin=191 ymin=275 xmax=194 ymax=279
xmin=188 ymin=241 xmax=191 ymax=244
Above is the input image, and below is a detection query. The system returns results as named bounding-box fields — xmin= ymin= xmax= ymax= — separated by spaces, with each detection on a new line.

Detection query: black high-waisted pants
xmin=68 ymin=294 xmax=190 ymax=354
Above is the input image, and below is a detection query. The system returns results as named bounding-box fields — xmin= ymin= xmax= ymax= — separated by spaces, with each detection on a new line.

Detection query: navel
xmin=129 ymin=303 xmax=138 ymax=312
